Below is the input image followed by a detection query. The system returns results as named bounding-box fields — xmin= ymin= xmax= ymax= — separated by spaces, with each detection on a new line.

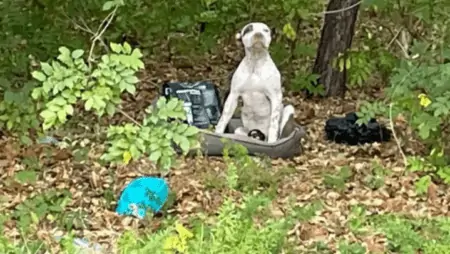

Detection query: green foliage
xmin=290 ymin=72 xmax=325 ymax=96
xmin=12 ymin=189 xmax=73 ymax=234
xmin=337 ymin=241 xmax=366 ymax=254
xmin=290 ymin=200 xmax=324 ymax=222
xmin=0 ymin=82 xmax=39 ymax=137
xmin=347 ymin=205 xmax=369 ymax=234
xmin=363 ymin=161 xmax=390 ymax=190
xmin=31 ymin=42 xmax=144 ymax=130
xmin=190 ymin=196 xmax=291 ymax=254
xmin=101 ymin=97 xmax=199 ymax=170
xmin=358 ymin=43 xmax=450 ymax=187
xmin=323 ymin=166 xmax=353 ymax=191
xmin=222 ymin=141 xmax=294 ymax=196
xmin=355 ymin=101 xmax=386 ymax=125
xmin=115 ymin=194 xmax=294 ymax=253
xmin=27 ymin=6 xmax=200 ymax=170
xmin=357 ymin=0 xmax=450 ymax=186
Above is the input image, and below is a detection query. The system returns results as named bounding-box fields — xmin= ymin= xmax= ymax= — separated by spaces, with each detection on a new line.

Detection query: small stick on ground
xmin=389 ymin=103 xmax=408 ymax=168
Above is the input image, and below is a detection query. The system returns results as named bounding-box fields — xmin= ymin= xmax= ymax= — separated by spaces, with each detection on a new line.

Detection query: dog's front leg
xmin=266 ymin=85 xmax=283 ymax=143
xmin=215 ymin=91 xmax=239 ymax=133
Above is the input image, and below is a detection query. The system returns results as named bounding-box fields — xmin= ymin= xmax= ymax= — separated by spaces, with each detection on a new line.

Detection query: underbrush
xmin=1 ymin=0 xmax=450 ymax=253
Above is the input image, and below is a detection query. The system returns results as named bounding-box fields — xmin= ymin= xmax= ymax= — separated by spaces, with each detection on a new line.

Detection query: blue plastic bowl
xmin=116 ymin=177 xmax=169 ymax=218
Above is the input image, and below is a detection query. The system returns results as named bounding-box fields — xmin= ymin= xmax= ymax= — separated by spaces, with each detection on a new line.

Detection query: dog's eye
xmin=263 ymin=28 xmax=270 ymax=33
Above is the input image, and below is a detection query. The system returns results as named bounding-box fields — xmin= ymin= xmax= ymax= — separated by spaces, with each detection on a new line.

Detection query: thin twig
xmin=87 ymin=7 xmax=118 ymax=69
xmin=387 ymin=29 xmax=402 ymax=50
xmin=117 ymin=108 xmax=142 ymax=127
xmin=319 ymin=1 xmax=362 ymax=15
xmin=62 ymin=11 xmax=110 ymax=55
xmin=389 ymin=103 xmax=408 ymax=167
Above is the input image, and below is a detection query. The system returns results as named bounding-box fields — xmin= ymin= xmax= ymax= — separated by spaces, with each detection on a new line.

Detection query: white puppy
xmin=215 ymin=22 xmax=294 ymax=143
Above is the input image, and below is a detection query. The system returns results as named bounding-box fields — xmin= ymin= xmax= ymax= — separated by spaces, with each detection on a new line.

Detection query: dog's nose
xmin=253 ymin=32 xmax=263 ymax=38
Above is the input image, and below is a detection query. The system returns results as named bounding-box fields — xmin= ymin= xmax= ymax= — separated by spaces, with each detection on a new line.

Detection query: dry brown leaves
xmin=1 ymin=47 xmax=449 ymax=253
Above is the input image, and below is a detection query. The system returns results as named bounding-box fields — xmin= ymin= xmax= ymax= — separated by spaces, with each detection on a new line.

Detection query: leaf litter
xmin=0 ymin=44 xmax=448 ymax=253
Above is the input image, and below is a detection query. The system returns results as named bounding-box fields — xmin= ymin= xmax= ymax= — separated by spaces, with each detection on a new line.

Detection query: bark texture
xmin=312 ymin=0 xmax=360 ymax=97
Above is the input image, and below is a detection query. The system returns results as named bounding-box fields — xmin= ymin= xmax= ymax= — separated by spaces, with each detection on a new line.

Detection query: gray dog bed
xmin=187 ymin=116 xmax=307 ymax=158
xmin=151 ymin=98 xmax=306 ymax=158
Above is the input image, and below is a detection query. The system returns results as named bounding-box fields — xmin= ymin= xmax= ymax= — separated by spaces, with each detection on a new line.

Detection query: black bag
xmin=324 ymin=112 xmax=391 ymax=145
xmin=161 ymin=82 xmax=222 ymax=129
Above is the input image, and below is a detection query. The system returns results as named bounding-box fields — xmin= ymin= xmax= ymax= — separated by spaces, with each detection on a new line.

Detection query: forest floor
xmin=1 ymin=43 xmax=449 ymax=253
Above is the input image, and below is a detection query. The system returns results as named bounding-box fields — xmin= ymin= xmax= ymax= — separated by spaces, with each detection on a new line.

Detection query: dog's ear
xmin=236 ymin=23 xmax=254 ymax=40
xmin=242 ymin=24 xmax=253 ymax=36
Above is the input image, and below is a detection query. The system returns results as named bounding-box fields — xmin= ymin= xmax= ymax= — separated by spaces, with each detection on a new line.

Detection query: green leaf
xmin=40 ymin=110 xmax=55 ymax=120
xmin=184 ymin=126 xmax=198 ymax=136
xmin=31 ymin=71 xmax=46 ymax=82
xmin=418 ymin=123 xmax=430 ymax=139
xmin=52 ymin=97 xmax=67 ymax=106
xmin=125 ymin=84 xmax=136 ymax=94
xmin=15 ymin=170 xmax=37 ymax=184
xmin=71 ymin=49 xmax=84 ymax=59
xmin=102 ymin=1 xmax=115 ymax=11
xmin=282 ymin=23 xmax=296 ymax=41
xmin=6 ymin=120 xmax=13 ymax=130
xmin=120 ymin=69 xmax=135 ymax=77
xmin=110 ymin=43 xmax=122 ymax=53
xmin=149 ymin=150 xmax=162 ymax=162
xmin=125 ymin=76 xmax=139 ymax=84
xmin=57 ymin=110 xmax=66 ymax=122
xmin=123 ymin=42 xmax=132 ymax=54
xmin=85 ymin=98 xmax=94 ymax=111
xmin=65 ymin=104 xmax=74 ymax=115
xmin=40 ymin=62 xmax=53 ymax=76
xmin=31 ymin=88 xmax=41 ymax=100
xmin=179 ymin=136 xmax=190 ymax=154
xmin=176 ymin=124 xmax=188 ymax=133
xmin=131 ymin=49 xmax=143 ymax=58
xmin=129 ymin=144 xmax=140 ymax=158
xmin=106 ymin=103 xmax=116 ymax=117
xmin=415 ymin=175 xmax=431 ymax=194
xmin=166 ymin=98 xmax=179 ymax=111
xmin=58 ymin=46 xmax=71 ymax=57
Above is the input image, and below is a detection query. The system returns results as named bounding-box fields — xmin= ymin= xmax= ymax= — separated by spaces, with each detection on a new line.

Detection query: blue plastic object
xmin=116 ymin=177 xmax=169 ymax=219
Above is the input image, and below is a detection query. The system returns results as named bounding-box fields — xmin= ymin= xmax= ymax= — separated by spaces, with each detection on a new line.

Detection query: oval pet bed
xmin=189 ymin=117 xmax=306 ymax=158
xmin=151 ymin=91 xmax=306 ymax=158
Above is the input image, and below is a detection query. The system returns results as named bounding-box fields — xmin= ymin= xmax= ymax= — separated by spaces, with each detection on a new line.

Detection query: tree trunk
xmin=312 ymin=0 xmax=360 ymax=97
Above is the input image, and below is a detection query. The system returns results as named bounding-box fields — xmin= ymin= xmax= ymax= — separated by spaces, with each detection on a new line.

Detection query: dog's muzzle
xmin=251 ymin=32 xmax=266 ymax=48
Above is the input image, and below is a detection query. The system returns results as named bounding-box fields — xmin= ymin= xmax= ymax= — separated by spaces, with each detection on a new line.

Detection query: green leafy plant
xmin=0 ymin=82 xmax=39 ymax=140
xmin=114 ymin=194 xmax=295 ymax=253
xmin=333 ymin=50 xmax=375 ymax=88
xmin=337 ymin=241 xmax=366 ymax=254
xmin=31 ymin=42 xmax=143 ymax=130
xmin=363 ymin=161 xmax=390 ymax=190
xmin=12 ymin=189 xmax=72 ymax=234
xmin=323 ymin=166 xmax=353 ymax=191
xmin=222 ymin=141 xmax=293 ymax=196
xmin=290 ymin=71 xmax=325 ymax=96
xmin=357 ymin=40 xmax=450 ymax=187
xmin=101 ymin=97 xmax=199 ymax=171
xmin=28 ymin=2 xmax=200 ymax=171
xmin=290 ymin=200 xmax=323 ymax=222
xmin=187 ymin=195 xmax=293 ymax=254
xmin=348 ymin=205 xmax=368 ymax=234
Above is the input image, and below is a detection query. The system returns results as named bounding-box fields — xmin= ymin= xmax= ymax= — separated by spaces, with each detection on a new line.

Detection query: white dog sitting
xmin=214 ymin=22 xmax=295 ymax=143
